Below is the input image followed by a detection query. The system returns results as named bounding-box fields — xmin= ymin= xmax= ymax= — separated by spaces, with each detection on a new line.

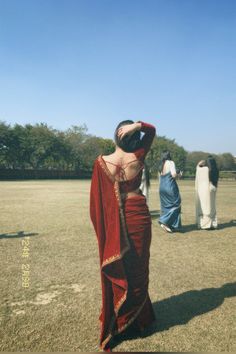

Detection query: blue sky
xmin=0 ymin=0 xmax=235 ymax=154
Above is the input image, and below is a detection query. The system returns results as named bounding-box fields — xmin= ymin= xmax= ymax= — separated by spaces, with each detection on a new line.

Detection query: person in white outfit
xmin=195 ymin=156 xmax=219 ymax=230
xmin=140 ymin=162 xmax=150 ymax=204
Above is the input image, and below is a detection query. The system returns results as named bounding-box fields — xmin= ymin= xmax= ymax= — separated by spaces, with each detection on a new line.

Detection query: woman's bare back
xmin=102 ymin=150 xmax=143 ymax=182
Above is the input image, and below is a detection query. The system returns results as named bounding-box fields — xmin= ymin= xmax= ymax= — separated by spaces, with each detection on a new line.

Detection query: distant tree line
xmin=0 ymin=121 xmax=235 ymax=177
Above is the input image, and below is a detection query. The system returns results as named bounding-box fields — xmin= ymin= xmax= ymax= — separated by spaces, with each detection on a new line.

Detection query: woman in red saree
xmin=90 ymin=120 xmax=156 ymax=351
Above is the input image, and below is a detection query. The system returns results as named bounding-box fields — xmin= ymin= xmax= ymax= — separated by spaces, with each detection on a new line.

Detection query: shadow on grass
xmin=162 ymin=220 xmax=236 ymax=234
xmin=0 ymin=231 xmax=39 ymax=239
xmin=111 ymin=282 xmax=236 ymax=349
xmin=217 ymin=220 xmax=236 ymax=230
xmin=150 ymin=210 xmax=160 ymax=219
xmin=179 ymin=224 xmax=197 ymax=233
xmin=148 ymin=282 xmax=236 ymax=333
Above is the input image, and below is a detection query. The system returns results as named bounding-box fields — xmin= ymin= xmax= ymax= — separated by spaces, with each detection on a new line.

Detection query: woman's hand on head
xmin=117 ymin=122 xmax=141 ymax=140
xmin=198 ymin=160 xmax=206 ymax=167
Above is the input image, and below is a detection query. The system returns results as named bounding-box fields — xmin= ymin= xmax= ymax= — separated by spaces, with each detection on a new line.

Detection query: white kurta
xmin=195 ymin=166 xmax=217 ymax=229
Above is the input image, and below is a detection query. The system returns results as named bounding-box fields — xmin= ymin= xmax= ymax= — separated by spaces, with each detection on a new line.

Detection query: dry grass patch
xmin=0 ymin=179 xmax=235 ymax=351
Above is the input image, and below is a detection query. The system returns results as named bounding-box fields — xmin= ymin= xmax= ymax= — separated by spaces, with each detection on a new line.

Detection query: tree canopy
xmin=0 ymin=121 xmax=235 ymax=176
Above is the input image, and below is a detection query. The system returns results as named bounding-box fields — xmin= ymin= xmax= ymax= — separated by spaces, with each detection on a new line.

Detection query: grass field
xmin=0 ymin=179 xmax=235 ymax=352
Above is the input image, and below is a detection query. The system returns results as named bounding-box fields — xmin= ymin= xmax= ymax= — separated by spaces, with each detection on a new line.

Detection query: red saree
xmin=90 ymin=122 xmax=156 ymax=350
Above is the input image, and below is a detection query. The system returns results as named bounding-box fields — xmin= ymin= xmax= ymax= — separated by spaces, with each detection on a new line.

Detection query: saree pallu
xmin=90 ymin=158 xmax=155 ymax=350
xmin=159 ymin=172 xmax=181 ymax=230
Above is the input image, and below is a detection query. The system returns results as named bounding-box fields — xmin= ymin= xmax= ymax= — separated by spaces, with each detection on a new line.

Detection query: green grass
xmin=0 ymin=179 xmax=235 ymax=352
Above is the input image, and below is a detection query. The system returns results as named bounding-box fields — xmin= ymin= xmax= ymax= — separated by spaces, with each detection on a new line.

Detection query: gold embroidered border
xmin=100 ymin=333 xmax=112 ymax=351
xmin=100 ymin=294 xmax=148 ymax=350
xmin=115 ymin=296 xmax=147 ymax=334
xmin=101 ymin=244 xmax=130 ymax=267
xmin=114 ymin=291 xmax=127 ymax=316
xmin=116 ymin=294 xmax=148 ymax=334
xmin=100 ymin=291 xmax=128 ymax=350
xmin=101 ymin=253 xmax=120 ymax=268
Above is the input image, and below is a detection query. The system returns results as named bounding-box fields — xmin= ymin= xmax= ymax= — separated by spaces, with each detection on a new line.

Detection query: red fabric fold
xmin=90 ymin=159 xmax=155 ymax=350
xmin=90 ymin=159 xmax=129 ymax=348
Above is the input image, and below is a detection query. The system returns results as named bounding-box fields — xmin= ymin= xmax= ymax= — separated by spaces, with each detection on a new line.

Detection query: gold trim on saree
xmin=100 ymin=294 xmax=149 ymax=350
xmin=116 ymin=294 xmax=148 ymax=334
xmin=114 ymin=292 xmax=127 ymax=316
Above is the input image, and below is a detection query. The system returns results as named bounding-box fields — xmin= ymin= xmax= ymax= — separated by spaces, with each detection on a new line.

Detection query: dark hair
xmin=159 ymin=150 xmax=172 ymax=173
xmin=114 ymin=120 xmax=141 ymax=153
xmin=206 ymin=155 xmax=219 ymax=187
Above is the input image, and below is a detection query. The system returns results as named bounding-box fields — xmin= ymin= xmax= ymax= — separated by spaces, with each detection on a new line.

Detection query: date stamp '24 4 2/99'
xmin=22 ymin=236 xmax=30 ymax=288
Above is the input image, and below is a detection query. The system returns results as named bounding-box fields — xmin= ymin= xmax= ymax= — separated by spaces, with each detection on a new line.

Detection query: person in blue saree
xmin=158 ymin=151 xmax=182 ymax=233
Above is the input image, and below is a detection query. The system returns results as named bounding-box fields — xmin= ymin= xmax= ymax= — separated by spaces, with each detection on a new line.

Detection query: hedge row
xmin=0 ymin=169 xmax=235 ymax=181
xmin=0 ymin=169 xmax=92 ymax=180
